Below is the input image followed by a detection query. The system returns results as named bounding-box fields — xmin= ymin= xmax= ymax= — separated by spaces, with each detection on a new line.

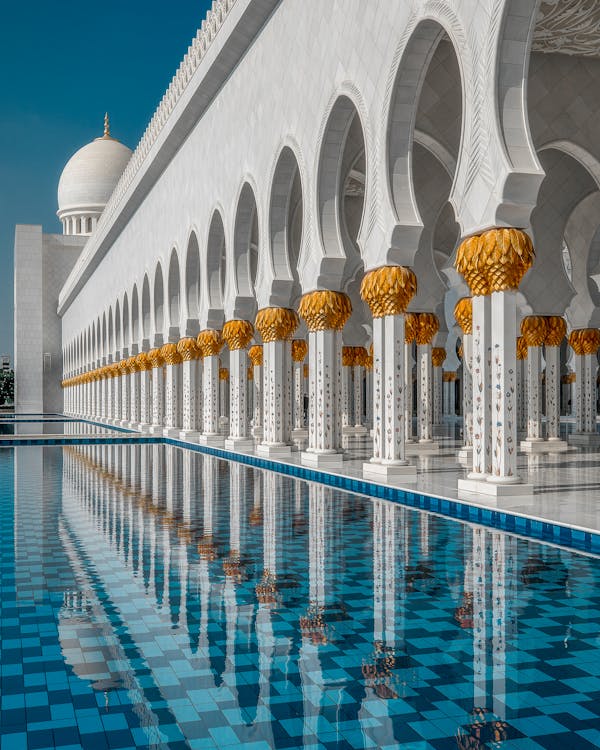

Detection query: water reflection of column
xmin=492 ymin=533 xmax=506 ymax=720
xmin=200 ymin=456 xmax=216 ymax=557
xmin=182 ymin=450 xmax=199 ymax=529
xmin=225 ymin=463 xmax=245 ymax=579
xmin=165 ymin=445 xmax=180 ymax=513
xmin=472 ymin=527 xmax=487 ymax=708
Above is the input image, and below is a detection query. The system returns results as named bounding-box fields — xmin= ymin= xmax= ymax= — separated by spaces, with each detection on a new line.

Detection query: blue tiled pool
xmin=1 ymin=443 xmax=599 ymax=749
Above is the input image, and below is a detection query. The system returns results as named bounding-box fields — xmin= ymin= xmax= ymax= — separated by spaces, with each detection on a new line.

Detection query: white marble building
xmin=13 ymin=0 xmax=600 ymax=493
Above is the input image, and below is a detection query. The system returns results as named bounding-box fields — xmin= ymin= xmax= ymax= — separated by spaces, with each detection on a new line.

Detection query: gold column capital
xmin=303 ymin=363 xmax=309 ymax=378
xmin=196 ymin=329 xmax=224 ymax=357
xmin=135 ymin=352 xmax=152 ymax=371
xmin=298 ymin=290 xmax=351 ymax=332
xmin=360 ymin=265 xmax=417 ymax=317
xmin=455 ymin=228 xmax=534 ymax=295
xmin=353 ymin=346 xmax=369 ymax=367
xmin=222 ymin=319 xmax=254 ymax=350
xmin=568 ymin=328 xmax=600 ymax=355
xmin=516 ymin=336 xmax=528 ymax=360
xmin=454 ymin=297 xmax=473 ymax=335
xmin=255 ymin=307 xmax=299 ymax=342
xmin=147 ymin=348 xmax=165 ymax=369
xmin=177 ymin=337 xmax=201 ymax=361
xmin=432 ymin=347 xmax=447 ymax=367
xmin=160 ymin=342 xmax=182 ymax=366
xmin=521 ymin=316 xmax=548 ymax=347
xmin=415 ymin=312 xmax=439 ymax=346
xmin=248 ymin=344 xmax=263 ymax=366
xmin=219 ymin=367 xmax=229 ymax=381
xmin=342 ymin=346 xmax=354 ymax=367
xmin=442 ymin=371 xmax=457 ymax=382
xmin=544 ymin=316 xmax=566 ymax=347
xmin=126 ymin=356 xmax=138 ymax=373
xmin=247 ymin=365 xmax=254 ymax=381
xmin=404 ymin=312 xmax=418 ymax=344
xmin=291 ymin=339 xmax=308 ymax=362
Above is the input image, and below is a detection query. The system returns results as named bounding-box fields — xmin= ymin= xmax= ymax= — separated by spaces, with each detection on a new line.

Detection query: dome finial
xmin=103 ymin=112 xmax=110 ymax=138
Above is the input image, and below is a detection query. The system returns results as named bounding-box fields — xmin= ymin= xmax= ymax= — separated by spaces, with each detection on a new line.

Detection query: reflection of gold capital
xmin=298 ymin=290 xmax=351 ymax=332
xmin=521 ymin=316 xmax=548 ymax=347
xmin=454 ymin=297 xmax=472 ymax=334
xmin=248 ymin=344 xmax=263 ymax=366
xmin=148 ymin=348 xmax=164 ymax=368
xmin=415 ymin=313 xmax=439 ymax=345
xmin=544 ymin=316 xmax=566 ymax=347
xmin=516 ymin=336 xmax=528 ymax=360
xmin=222 ymin=319 xmax=254 ymax=350
xmin=255 ymin=307 xmax=299 ymax=342
xmin=177 ymin=337 xmax=201 ymax=361
xmin=291 ymin=339 xmax=308 ymax=362
xmin=196 ymin=329 xmax=224 ymax=357
xmin=432 ymin=347 xmax=446 ymax=367
xmin=455 ymin=228 xmax=534 ymax=295
xmin=569 ymin=328 xmax=600 ymax=355
xmin=360 ymin=265 xmax=417 ymax=317
xmin=160 ymin=343 xmax=182 ymax=365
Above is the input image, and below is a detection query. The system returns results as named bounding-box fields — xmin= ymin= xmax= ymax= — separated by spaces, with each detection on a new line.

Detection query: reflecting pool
xmin=1 ymin=443 xmax=599 ymax=749
xmin=0 ymin=419 xmax=125 ymax=436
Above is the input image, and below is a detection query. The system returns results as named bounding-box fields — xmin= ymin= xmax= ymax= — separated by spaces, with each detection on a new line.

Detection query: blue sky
xmin=0 ymin=0 xmax=212 ymax=359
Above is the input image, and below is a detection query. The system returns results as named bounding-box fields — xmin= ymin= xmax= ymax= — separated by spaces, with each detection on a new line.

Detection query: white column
xmin=302 ymin=329 xmax=343 ymax=466
xmin=340 ymin=360 xmax=352 ymax=431
xmin=225 ymin=348 xmax=253 ymax=451
xmin=353 ymin=364 xmax=364 ymax=428
xmin=488 ymin=290 xmax=520 ymax=485
xmin=545 ymin=345 xmax=561 ymax=443
xmin=113 ymin=374 xmax=122 ymax=425
xmin=200 ymin=355 xmax=222 ymax=446
xmin=365 ymin=365 xmax=373 ymax=431
xmin=525 ymin=345 xmax=543 ymax=442
xmin=139 ymin=367 xmax=151 ymax=431
xmin=257 ymin=339 xmax=293 ymax=456
xmin=129 ymin=369 xmax=140 ymax=427
xmin=364 ymin=314 xmax=415 ymax=479
xmin=181 ymin=357 xmax=201 ymax=440
xmin=164 ymin=361 xmax=182 ymax=436
xmin=516 ymin=357 xmax=526 ymax=431
xmin=121 ymin=371 xmax=130 ymax=424
xmin=433 ymin=365 xmax=442 ymax=426
xmin=293 ymin=361 xmax=305 ymax=431
xmin=417 ymin=343 xmax=433 ymax=443
xmin=253 ymin=364 xmax=263 ymax=437
xmin=150 ymin=365 xmax=164 ymax=434
xmin=469 ymin=295 xmax=492 ymax=477
xmin=404 ymin=342 xmax=415 ymax=442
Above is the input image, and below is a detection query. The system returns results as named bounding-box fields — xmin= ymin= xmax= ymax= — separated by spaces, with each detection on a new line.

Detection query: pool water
xmin=0 ymin=419 xmax=130 ymax=436
xmin=1 ymin=443 xmax=599 ymax=749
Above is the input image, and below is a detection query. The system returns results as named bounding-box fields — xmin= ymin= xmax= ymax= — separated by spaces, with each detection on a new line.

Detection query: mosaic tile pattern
xmin=1 ymin=444 xmax=599 ymax=748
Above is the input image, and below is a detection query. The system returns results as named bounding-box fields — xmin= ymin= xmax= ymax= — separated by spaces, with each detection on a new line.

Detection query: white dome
xmin=57 ymin=133 xmax=132 ymax=217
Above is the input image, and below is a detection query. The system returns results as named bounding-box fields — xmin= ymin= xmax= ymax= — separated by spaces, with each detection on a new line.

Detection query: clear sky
xmin=0 ymin=0 xmax=213 ymax=359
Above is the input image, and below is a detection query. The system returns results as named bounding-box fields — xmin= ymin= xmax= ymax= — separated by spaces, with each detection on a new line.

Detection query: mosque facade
xmin=13 ymin=0 xmax=600 ymax=497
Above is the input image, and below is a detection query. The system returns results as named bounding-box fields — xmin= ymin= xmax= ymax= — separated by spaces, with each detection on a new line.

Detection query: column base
xmin=224 ymin=437 xmax=254 ymax=452
xmin=137 ymin=423 xmax=152 ymax=434
xmin=520 ymin=438 xmax=546 ymax=453
xmin=568 ymin=432 xmax=600 ymax=448
xmin=292 ymin=428 xmax=308 ymax=439
xmin=301 ymin=450 xmax=344 ymax=468
xmin=406 ymin=441 xmax=440 ymax=455
xmin=198 ymin=434 xmax=225 ymax=447
xmin=179 ymin=430 xmax=201 ymax=442
xmin=458 ymin=446 xmax=473 ymax=463
xmin=163 ymin=427 xmax=183 ymax=438
xmin=149 ymin=424 xmax=165 ymax=435
xmin=251 ymin=426 xmax=263 ymax=439
xmin=256 ymin=443 xmax=292 ymax=457
xmin=458 ymin=477 xmax=533 ymax=498
xmin=362 ymin=461 xmax=417 ymax=481
xmin=343 ymin=425 xmax=367 ymax=434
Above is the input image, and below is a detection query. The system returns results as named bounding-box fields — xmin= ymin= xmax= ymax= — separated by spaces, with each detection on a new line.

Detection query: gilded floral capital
xmin=247 ymin=365 xmax=254 ymax=381
xmin=458 ymin=343 xmax=464 ymax=360
xmin=248 ymin=344 xmax=263 ymax=366
xmin=521 ymin=316 xmax=548 ymax=347
xmin=196 ymin=329 xmax=224 ymax=357
xmin=404 ymin=312 xmax=418 ymax=344
xmin=360 ymin=265 xmax=417 ymax=317
xmin=342 ymin=346 xmax=354 ymax=367
xmin=298 ymin=290 xmax=351 ymax=332
xmin=516 ymin=336 xmax=528 ymax=360
xmin=147 ymin=348 xmax=164 ymax=368
xmin=222 ymin=319 xmax=254 ymax=350
xmin=135 ymin=352 xmax=152 ymax=371
xmin=353 ymin=346 xmax=369 ymax=367
xmin=454 ymin=297 xmax=473 ymax=335
xmin=544 ymin=316 xmax=566 ymax=347
xmin=219 ymin=367 xmax=229 ymax=381
xmin=126 ymin=356 xmax=138 ymax=373
xmin=442 ymin=371 xmax=457 ymax=382
xmin=569 ymin=328 xmax=600 ymax=355
xmin=160 ymin=343 xmax=182 ymax=366
xmin=303 ymin=363 xmax=309 ymax=378
xmin=415 ymin=313 xmax=439 ymax=345
xmin=455 ymin=229 xmax=534 ymax=295
xmin=177 ymin=337 xmax=201 ymax=361
xmin=255 ymin=307 xmax=299 ymax=342
xmin=291 ymin=339 xmax=308 ymax=362
xmin=432 ymin=347 xmax=447 ymax=367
